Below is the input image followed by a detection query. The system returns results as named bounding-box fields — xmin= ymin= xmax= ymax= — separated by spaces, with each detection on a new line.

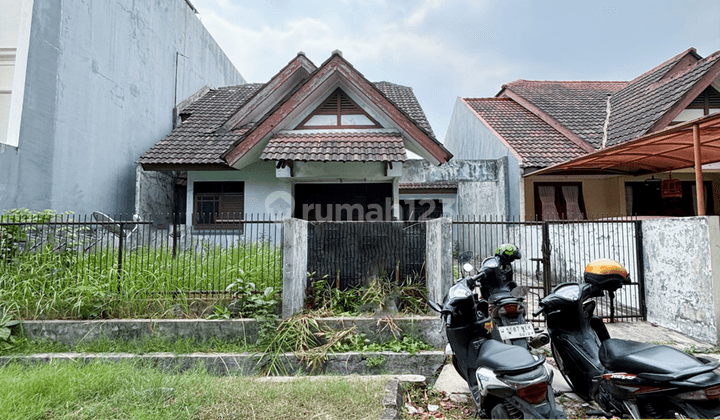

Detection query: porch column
xmin=426 ymin=217 xmax=453 ymax=304
xmin=693 ymin=123 xmax=706 ymax=216
xmin=282 ymin=218 xmax=308 ymax=318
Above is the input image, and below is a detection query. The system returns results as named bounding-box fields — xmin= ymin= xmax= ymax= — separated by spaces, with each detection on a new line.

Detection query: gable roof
xmin=464 ymin=98 xmax=587 ymax=167
xmin=221 ymin=52 xmax=449 ymax=167
xmin=466 ymin=48 xmax=720 ymax=170
xmin=139 ymin=52 xmax=450 ymax=170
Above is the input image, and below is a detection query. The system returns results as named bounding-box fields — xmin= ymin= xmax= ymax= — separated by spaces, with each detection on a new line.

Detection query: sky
xmin=190 ymin=0 xmax=720 ymax=141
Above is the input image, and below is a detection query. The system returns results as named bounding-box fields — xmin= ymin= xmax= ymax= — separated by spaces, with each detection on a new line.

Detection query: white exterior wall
xmin=0 ymin=0 xmax=244 ymax=214
xmin=187 ymin=161 xmax=292 ymax=224
xmin=642 ymin=216 xmax=720 ymax=344
xmin=444 ymin=98 xmax=522 ymax=219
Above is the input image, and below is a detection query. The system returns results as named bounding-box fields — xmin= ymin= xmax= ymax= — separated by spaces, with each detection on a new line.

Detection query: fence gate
xmin=452 ymin=218 xmax=646 ymax=323
xmin=307 ymin=221 xmax=426 ymax=289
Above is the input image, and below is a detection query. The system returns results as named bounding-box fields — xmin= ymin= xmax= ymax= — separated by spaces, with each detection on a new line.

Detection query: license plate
xmin=498 ymin=323 xmax=535 ymax=340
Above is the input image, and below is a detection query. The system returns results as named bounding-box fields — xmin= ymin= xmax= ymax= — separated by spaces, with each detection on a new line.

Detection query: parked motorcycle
xmin=533 ymin=258 xmax=720 ymax=419
xmin=474 ymin=244 xmax=549 ymax=349
xmin=428 ymin=252 xmax=565 ymax=418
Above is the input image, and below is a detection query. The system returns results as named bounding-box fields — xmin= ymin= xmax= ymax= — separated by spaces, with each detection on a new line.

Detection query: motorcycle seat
xmin=488 ymin=292 xmax=514 ymax=305
xmin=476 ymin=339 xmax=543 ymax=375
xmin=599 ymin=338 xmax=707 ymax=376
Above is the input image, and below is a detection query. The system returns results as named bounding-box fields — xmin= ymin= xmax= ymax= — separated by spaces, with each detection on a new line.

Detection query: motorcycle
xmin=428 ymin=252 xmax=565 ymax=418
xmin=473 ymin=245 xmax=549 ymax=349
xmin=533 ymin=258 xmax=720 ymax=419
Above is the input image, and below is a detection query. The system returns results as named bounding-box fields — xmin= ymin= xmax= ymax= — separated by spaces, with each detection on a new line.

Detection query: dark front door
xmin=294 ymin=183 xmax=393 ymax=221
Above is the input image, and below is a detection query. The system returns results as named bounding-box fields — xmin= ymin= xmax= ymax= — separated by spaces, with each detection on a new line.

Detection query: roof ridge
xmin=625 ymin=47 xmax=698 ymax=85
xmin=651 ymin=49 xmax=720 ymax=87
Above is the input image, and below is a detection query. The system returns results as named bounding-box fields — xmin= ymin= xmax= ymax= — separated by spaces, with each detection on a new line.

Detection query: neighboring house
xmin=445 ymin=48 xmax=720 ymax=220
xmin=0 ymin=0 xmax=244 ymax=214
xmin=138 ymin=51 xmax=470 ymax=227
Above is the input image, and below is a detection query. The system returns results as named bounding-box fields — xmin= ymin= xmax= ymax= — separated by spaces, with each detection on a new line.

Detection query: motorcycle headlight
xmin=554 ymin=283 xmax=581 ymax=301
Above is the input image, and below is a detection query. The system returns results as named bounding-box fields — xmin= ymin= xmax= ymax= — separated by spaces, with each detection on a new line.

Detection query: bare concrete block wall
xmin=283 ymin=218 xmax=308 ymax=318
xmin=426 ymin=218 xmax=453 ymax=304
xmin=642 ymin=216 xmax=720 ymax=344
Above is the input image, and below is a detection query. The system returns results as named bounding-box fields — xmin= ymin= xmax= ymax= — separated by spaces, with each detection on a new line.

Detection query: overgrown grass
xmin=0 ymin=361 xmax=386 ymax=420
xmin=0 ymin=243 xmax=281 ymax=320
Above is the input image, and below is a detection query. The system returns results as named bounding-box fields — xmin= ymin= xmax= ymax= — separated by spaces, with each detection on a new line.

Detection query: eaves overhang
xmin=528 ymin=112 xmax=720 ymax=177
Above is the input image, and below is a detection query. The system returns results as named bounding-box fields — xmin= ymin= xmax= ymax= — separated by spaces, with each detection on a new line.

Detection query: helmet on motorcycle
xmin=494 ymin=243 xmax=521 ymax=265
xmin=584 ymin=259 xmax=629 ymax=290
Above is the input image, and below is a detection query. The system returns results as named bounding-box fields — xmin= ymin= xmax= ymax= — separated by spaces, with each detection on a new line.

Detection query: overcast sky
xmin=190 ymin=0 xmax=720 ymax=141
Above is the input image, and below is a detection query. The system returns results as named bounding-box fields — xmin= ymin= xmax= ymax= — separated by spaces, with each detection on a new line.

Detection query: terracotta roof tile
xmin=465 ymin=98 xmax=587 ymax=167
xmin=605 ymin=50 xmax=720 ymax=147
xmin=375 ymin=82 xmax=435 ymax=138
xmin=261 ymin=131 xmax=406 ymax=162
xmin=502 ymin=80 xmax=627 ymax=148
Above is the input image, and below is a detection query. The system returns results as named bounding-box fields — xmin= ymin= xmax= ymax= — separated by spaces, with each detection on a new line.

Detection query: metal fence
xmin=0 ymin=212 xmax=283 ymax=295
xmin=453 ymin=216 xmax=645 ymax=323
xmin=307 ymin=221 xmax=426 ymax=289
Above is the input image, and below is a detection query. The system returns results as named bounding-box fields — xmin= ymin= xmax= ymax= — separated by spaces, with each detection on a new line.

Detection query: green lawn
xmin=0 ymin=361 xmax=386 ymax=420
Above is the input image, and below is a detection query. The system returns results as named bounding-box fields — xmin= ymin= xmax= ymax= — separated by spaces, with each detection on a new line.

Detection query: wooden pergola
xmin=528 ymin=113 xmax=720 ymax=216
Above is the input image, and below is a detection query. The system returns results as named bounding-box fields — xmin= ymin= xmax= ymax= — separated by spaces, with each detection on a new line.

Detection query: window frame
xmin=533 ymin=182 xmax=587 ymax=221
xmin=295 ymin=88 xmax=382 ymax=130
xmin=192 ymin=181 xmax=245 ymax=231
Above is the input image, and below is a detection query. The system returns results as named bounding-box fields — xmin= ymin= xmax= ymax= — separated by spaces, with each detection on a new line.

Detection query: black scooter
xmin=533 ymin=261 xmax=720 ymax=419
xmin=472 ymin=250 xmax=549 ymax=350
xmin=429 ymin=261 xmax=564 ymax=418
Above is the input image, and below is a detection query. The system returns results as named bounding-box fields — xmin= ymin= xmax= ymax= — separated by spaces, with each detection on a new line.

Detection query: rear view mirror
xmin=458 ymin=251 xmax=473 ymax=264
xmin=428 ymin=300 xmax=443 ymax=313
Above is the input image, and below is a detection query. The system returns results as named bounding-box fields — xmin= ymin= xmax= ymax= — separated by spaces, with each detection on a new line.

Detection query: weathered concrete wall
xmin=21 ymin=317 xmax=447 ymax=349
xmin=135 ymin=165 xmax=177 ymax=216
xmin=283 ymin=218 xmax=308 ymax=318
xmin=0 ymin=0 xmax=244 ymax=214
xmin=443 ymin=99 xmax=522 ymax=218
xmin=425 ymin=218 xmax=453 ymax=304
xmin=0 ymin=351 xmax=446 ymax=377
xmin=401 ymin=158 xmax=510 ymax=219
xmin=642 ymin=216 xmax=720 ymax=344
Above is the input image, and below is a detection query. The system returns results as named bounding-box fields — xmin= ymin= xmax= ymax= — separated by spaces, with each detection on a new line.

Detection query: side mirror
xmin=458 ymin=251 xmax=473 ymax=264
xmin=428 ymin=300 xmax=443 ymax=313
xmin=511 ymin=286 xmax=529 ymax=298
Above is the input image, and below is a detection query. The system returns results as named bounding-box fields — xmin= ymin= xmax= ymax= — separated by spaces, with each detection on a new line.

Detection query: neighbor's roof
xmin=465 ymin=98 xmax=587 ymax=167
xmin=500 ymin=80 xmax=627 ymax=149
xmin=261 ymin=131 xmax=406 ymax=162
xmin=468 ymin=48 xmax=720 ymax=169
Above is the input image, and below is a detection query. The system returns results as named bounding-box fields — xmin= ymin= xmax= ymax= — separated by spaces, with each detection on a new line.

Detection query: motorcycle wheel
xmin=451 ymin=355 xmax=466 ymax=380
xmin=551 ymin=344 xmax=579 ymax=396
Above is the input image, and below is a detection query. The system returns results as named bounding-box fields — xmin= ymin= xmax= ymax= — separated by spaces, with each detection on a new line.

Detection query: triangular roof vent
xmin=296 ymin=88 xmax=381 ymax=129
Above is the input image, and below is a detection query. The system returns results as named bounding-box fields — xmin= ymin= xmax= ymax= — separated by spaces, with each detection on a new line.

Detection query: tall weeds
xmin=0 ymin=243 xmax=281 ymax=320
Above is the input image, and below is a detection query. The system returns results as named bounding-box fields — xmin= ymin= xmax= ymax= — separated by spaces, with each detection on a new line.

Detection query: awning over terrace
xmin=528 ymin=112 xmax=720 ymax=216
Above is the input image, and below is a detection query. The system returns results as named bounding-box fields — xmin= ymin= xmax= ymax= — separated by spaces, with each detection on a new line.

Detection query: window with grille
xmin=296 ymin=88 xmax=381 ymax=129
xmin=193 ymin=181 xmax=244 ymax=230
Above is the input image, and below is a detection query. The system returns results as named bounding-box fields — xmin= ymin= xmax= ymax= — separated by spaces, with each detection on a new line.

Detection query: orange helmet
xmin=584 ymin=259 xmax=629 ymax=290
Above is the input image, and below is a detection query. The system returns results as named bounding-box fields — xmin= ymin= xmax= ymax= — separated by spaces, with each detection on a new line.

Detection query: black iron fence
xmin=453 ymin=216 xmax=645 ymax=322
xmin=307 ymin=221 xmax=426 ymax=289
xmin=0 ymin=212 xmax=283 ymax=295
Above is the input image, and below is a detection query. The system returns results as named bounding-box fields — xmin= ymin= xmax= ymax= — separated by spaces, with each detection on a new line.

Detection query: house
xmin=138 ymin=50 xmax=467 ymax=227
xmin=0 ymin=0 xmax=244 ymax=214
xmin=444 ymin=48 xmax=720 ymax=220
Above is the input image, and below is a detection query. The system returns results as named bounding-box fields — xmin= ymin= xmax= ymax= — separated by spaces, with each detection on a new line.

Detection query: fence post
xmin=282 ymin=218 xmax=308 ymax=318
xmin=117 ymin=221 xmax=124 ymax=292
xmin=540 ymin=221 xmax=552 ymax=296
xmin=426 ymin=217 xmax=453 ymax=304
xmin=634 ymin=220 xmax=647 ymax=320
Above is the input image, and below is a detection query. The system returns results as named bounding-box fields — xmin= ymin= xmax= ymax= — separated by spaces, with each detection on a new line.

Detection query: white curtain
xmin=625 ymin=185 xmax=633 ymax=216
xmin=538 ymin=186 xmax=559 ymax=220
xmin=562 ymin=186 xmax=584 ymax=220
